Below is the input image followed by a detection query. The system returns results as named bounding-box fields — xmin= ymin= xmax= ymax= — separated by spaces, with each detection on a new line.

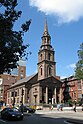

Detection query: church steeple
xmin=41 ymin=19 xmax=51 ymax=46
xmin=37 ymin=20 xmax=56 ymax=81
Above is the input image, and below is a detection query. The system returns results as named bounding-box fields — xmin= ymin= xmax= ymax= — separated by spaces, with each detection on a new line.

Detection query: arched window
xmin=44 ymin=37 xmax=46 ymax=43
xmin=41 ymin=68 xmax=42 ymax=75
xmin=47 ymin=66 xmax=52 ymax=76
xmin=40 ymin=54 xmax=42 ymax=60
xmin=49 ymin=67 xmax=51 ymax=75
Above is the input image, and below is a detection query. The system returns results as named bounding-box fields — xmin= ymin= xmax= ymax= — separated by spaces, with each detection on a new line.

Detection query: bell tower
xmin=38 ymin=20 xmax=56 ymax=80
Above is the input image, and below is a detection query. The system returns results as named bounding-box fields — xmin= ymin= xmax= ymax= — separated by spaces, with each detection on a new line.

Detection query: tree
xmin=0 ymin=0 xmax=31 ymax=74
xmin=63 ymin=78 xmax=71 ymax=103
xmin=75 ymin=43 xmax=83 ymax=80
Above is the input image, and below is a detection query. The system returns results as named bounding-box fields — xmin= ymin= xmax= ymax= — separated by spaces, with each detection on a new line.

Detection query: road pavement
xmin=0 ymin=110 xmax=83 ymax=124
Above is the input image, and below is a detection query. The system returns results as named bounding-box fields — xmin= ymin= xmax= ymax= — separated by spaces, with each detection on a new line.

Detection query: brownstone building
xmin=0 ymin=59 xmax=26 ymax=103
xmin=61 ymin=76 xmax=83 ymax=103
xmin=7 ymin=20 xmax=62 ymax=107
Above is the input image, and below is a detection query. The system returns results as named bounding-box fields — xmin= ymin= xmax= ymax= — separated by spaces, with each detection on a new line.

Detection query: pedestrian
xmin=57 ymin=104 xmax=60 ymax=111
xmin=60 ymin=105 xmax=63 ymax=111
xmin=73 ymin=103 xmax=76 ymax=112
xmin=20 ymin=103 xmax=23 ymax=113
xmin=51 ymin=105 xmax=53 ymax=110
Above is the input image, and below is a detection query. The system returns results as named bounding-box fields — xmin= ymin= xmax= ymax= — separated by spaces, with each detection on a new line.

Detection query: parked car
xmin=19 ymin=105 xmax=35 ymax=113
xmin=1 ymin=107 xmax=23 ymax=121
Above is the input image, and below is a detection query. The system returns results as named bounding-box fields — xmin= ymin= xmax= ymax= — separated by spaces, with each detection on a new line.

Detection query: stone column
xmin=19 ymin=88 xmax=21 ymax=104
xmin=59 ymin=88 xmax=62 ymax=103
xmin=23 ymin=87 xmax=25 ymax=104
xmin=54 ymin=87 xmax=56 ymax=103
xmin=39 ymin=87 xmax=42 ymax=104
xmin=46 ymin=86 xmax=48 ymax=104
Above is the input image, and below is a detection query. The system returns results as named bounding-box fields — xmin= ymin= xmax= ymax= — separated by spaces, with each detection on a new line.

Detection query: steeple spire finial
xmin=44 ymin=18 xmax=48 ymax=33
xmin=43 ymin=18 xmax=50 ymax=37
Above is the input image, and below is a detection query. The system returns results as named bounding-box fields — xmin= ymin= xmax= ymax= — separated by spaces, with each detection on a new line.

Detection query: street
xmin=0 ymin=111 xmax=83 ymax=124
xmin=0 ymin=113 xmax=67 ymax=124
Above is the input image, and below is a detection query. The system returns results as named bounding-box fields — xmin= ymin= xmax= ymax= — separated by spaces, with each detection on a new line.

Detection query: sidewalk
xmin=35 ymin=109 xmax=83 ymax=114
xmin=35 ymin=110 xmax=83 ymax=124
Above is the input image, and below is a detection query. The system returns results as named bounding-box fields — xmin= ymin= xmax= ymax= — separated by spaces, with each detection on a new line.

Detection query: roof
xmin=37 ymin=75 xmax=61 ymax=83
xmin=9 ymin=73 xmax=37 ymax=88
xmin=37 ymin=76 xmax=62 ymax=88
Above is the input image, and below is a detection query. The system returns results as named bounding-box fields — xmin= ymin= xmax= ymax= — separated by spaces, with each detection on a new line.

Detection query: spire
xmin=44 ymin=18 xmax=48 ymax=33
xmin=43 ymin=18 xmax=49 ymax=36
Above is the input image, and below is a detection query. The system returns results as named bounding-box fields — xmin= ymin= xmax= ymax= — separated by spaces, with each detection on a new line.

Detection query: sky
xmin=13 ymin=0 xmax=83 ymax=79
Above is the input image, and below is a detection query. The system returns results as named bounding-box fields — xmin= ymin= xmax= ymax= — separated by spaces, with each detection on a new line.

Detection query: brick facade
xmin=0 ymin=60 xmax=26 ymax=103
xmin=61 ymin=76 xmax=83 ymax=103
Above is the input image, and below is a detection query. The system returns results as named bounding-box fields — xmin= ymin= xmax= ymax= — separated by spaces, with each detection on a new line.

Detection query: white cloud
xmin=61 ymin=74 xmax=74 ymax=79
xmin=66 ymin=63 xmax=76 ymax=69
xmin=61 ymin=76 xmax=67 ymax=79
xmin=29 ymin=0 xmax=83 ymax=23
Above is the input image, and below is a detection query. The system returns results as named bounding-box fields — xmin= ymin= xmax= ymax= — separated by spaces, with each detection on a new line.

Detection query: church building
xmin=7 ymin=20 xmax=62 ymax=107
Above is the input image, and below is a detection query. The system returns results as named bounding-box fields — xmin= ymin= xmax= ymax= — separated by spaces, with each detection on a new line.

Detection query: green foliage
xmin=0 ymin=0 xmax=31 ymax=74
xmin=63 ymin=79 xmax=71 ymax=103
xmin=75 ymin=43 xmax=83 ymax=80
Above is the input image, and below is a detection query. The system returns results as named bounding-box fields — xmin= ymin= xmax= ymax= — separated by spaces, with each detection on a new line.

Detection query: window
xmin=49 ymin=67 xmax=51 ymax=75
xmin=78 ymin=83 xmax=81 ymax=89
xmin=74 ymin=92 xmax=76 ymax=98
xmin=40 ymin=54 xmax=42 ymax=60
xmin=11 ymin=92 xmax=14 ymax=97
xmin=47 ymin=66 xmax=52 ymax=76
xmin=17 ymin=89 xmax=19 ymax=96
xmin=1 ymin=89 xmax=3 ymax=93
xmin=41 ymin=68 xmax=42 ymax=75
xmin=35 ymin=88 xmax=37 ymax=91
xmin=44 ymin=37 xmax=46 ymax=43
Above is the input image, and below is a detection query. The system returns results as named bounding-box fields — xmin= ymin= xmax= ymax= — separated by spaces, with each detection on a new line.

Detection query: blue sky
xmin=14 ymin=0 xmax=83 ymax=79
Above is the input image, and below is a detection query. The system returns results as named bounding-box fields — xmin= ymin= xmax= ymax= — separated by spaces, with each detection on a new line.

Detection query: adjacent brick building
xmin=0 ymin=59 xmax=26 ymax=103
xmin=61 ymin=76 xmax=83 ymax=103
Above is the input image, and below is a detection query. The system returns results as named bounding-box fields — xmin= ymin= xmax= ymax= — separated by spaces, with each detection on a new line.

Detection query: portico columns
xmin=59 ymin=88 xmax=62 ymax=103
xmin=46 ymin=86 xmax=48 ymax=104
xmin=54 ymin=87 xmax=56 ymax=103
